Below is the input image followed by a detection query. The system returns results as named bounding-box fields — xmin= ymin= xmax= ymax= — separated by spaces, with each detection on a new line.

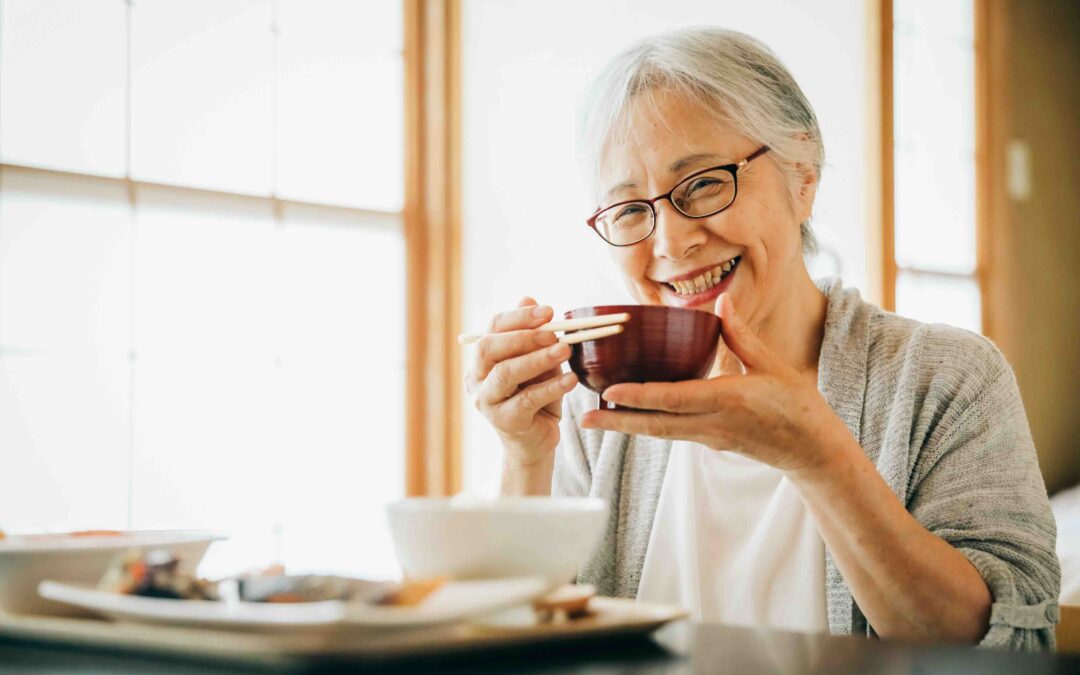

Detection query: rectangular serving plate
xmin=0 ymin=597 xmax=686 ymax=667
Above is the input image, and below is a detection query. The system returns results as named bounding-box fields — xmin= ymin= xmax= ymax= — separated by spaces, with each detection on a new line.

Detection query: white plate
xmin=39 ymin=577 xmax=550 ymax=631
xmin=0 ymin=531 xmax=225 ymax=617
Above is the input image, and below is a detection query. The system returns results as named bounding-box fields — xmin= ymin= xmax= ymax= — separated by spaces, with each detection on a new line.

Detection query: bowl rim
xmin=0 ymin=530 xmax=227 ymax=554
xmin=565 ymin=304 xmax=721 ymax=321
xmin=385 ymin=496 xmax=607 ymax=514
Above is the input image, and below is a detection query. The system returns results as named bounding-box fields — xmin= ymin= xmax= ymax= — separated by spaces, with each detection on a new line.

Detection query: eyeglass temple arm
xmin=739 ymin=145 xmax=771 ymax=169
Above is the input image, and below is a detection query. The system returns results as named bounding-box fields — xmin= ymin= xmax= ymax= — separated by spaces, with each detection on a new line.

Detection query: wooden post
xmin=865 ymin=0 xmax=896 ymax=311
xmin=403 ymin=0 xmax=463 ymax=497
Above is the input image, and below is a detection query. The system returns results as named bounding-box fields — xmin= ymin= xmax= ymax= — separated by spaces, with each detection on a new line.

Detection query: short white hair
xmin=578 ymin=27 xmax=824 ymax=252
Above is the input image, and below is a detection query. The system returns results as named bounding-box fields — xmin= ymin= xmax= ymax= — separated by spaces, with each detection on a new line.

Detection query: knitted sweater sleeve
xmin=907 ymin=354 xmax=1060 ymax=650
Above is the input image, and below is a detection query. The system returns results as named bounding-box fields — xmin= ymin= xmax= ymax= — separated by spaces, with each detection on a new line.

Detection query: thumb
xmin=714 ymin=293 xmax=774 ymax=373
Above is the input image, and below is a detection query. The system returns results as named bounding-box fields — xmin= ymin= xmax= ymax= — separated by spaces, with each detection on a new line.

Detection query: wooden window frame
xmin=403 ymin=0 xmax=463 ymax=497
xmin=871 ymin=0 xmax=992 ymax=337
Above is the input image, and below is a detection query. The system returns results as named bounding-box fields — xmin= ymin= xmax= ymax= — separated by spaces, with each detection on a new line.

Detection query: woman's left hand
xmin=579 ymin=294 xmax=850 ymax=477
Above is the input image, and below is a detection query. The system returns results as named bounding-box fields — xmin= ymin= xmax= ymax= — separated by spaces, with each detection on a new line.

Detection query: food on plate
xmin=237 ymin=570 xmax=446 ymax=606
xmin=100 ymin=549 xmax=219 ymax=600
xmin=534 ymin=584 xmax=595 ymax=623
xmin=379 ymin=576 xmax=447 ymax=607
xmin=98 ymin=550 xmax=446 ymax=606
xmin=69 ymin=530 xmax=124 ymax=537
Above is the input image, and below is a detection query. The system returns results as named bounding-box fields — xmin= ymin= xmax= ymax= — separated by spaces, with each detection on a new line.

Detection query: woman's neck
xmin=716 ymin=267 xmax=828 ymax=379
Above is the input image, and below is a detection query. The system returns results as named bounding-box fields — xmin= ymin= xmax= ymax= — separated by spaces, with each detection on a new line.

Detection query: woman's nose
xmin=652 ymin=199 xmax=706 ymax=261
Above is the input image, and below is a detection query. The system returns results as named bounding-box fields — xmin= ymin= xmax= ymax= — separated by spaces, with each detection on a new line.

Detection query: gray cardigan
xmin=552 ymin=278 xmax=1060 ymax=650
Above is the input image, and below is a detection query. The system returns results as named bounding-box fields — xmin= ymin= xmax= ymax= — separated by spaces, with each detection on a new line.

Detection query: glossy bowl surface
xmin=565 ymin=305 xmax=721 ymax=405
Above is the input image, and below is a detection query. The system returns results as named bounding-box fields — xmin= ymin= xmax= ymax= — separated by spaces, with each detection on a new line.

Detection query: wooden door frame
xmin=974 ymin=0 xmax=1004 ymax=341
xmin=867 ymin=0 xmax=896 ymax=312
xmin=403 ymin=0 xmax=463 ymax=497
xmin=872 ymin=0 xmax=993 ymax=335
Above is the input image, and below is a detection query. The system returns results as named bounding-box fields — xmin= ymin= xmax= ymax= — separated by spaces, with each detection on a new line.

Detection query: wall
xmin=985 ymin=0 xmax=1080 ymax=494
xmin=459 ymin=0 xmax=870 ymax=492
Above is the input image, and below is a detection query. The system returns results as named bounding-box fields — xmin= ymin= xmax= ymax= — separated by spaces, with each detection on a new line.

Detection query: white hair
xmin=577 ymin=27 xmax=824 ymax=253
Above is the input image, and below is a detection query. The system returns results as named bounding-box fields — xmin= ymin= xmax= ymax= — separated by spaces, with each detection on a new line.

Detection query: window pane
xmin=893 ymin=0 xmax=976 ymax=274
xmin=0 ymin=168 xmax=130 ymax=532
xmin=130 ymin=0 xmax=274 ymax=195
xmin=130 ymin=186 xmax=279 ymax=545
xmin=275 ymin=0 xmax=403 ymax=211
xmin=129 ymin=186 xmax=404 ymax=577
xmin=895 ymin=271 xmax=981 ymax=333
xmin=0 ymin=0 xmax=127 ymax=177
xmin=272 ymin=202 xmax=404 ymax=577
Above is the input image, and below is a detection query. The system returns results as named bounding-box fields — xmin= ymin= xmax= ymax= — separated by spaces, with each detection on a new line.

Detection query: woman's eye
xmin=613 ymin=204 xmax=647 ymax=222
xmin=687 ymin=177 xmax=726 ymax=195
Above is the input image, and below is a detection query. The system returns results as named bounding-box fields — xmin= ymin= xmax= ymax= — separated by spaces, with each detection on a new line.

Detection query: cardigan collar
xmin=815 ymin=277 xmax=873 ymax=450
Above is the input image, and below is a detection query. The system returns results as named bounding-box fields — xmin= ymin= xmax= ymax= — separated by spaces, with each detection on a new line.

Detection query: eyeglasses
xmin=586 ymin=146 xmax=771 ymax=247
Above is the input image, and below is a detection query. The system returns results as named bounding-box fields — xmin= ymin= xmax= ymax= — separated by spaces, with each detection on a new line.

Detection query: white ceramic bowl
xmin=385 ymin=497 xmax=608 ymax=587
xmin=0 ymin=530 xmax=224 ymax=617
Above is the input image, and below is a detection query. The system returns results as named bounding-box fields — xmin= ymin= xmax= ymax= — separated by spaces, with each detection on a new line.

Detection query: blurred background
xmin=1 ymin=0 xmax=1077 ymax=579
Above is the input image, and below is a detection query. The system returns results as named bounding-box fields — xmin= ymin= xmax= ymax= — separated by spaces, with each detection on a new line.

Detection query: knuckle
xmin=486 ymin=312 xmax=507 ymax=333
xmin=517 ymin=388 xmax=537 ymax=412
xmin=489 ymin=362 xmax=511 ymax=392
xmin=659 ymin=388 xmax=682 ymax=410
xmin=647 ymin=414 xmax=670 ymax=437
xmin=475 ymin=334 xmax=494 ymax=362
xmin=724 ymin=387 xmax=746 ymax=409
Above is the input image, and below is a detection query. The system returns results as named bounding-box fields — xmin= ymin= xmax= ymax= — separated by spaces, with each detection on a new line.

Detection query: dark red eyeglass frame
xmin=586 ymin=145 xmax=771 ymax=247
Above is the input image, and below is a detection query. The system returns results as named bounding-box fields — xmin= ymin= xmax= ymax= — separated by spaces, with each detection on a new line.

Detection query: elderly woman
xmin=465 ymin=28 xmax=1059 ymax=649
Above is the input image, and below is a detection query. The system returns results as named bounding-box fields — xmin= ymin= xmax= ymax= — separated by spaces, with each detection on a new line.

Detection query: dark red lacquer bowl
xmin=565 ymin=305 xmax=722 ymax=409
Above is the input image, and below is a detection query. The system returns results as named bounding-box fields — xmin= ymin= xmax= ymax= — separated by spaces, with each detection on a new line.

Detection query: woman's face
xmin=597 ymin=90 xmax=815 ymax=329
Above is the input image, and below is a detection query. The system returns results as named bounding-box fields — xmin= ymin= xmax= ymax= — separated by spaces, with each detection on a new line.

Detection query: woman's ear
xmin=794 ymin=165 xmax=818 ymax=224
xmin=786 ymin=133 xmax=818 ymax=224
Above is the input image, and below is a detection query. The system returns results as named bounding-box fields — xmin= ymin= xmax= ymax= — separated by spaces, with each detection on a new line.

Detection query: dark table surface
xmin=1 ymin=620 xmax=1079 ymax=674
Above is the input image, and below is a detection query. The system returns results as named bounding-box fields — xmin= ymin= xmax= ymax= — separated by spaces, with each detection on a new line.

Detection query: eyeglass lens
xmin=594 ymin=168 xmax=737 ymax=246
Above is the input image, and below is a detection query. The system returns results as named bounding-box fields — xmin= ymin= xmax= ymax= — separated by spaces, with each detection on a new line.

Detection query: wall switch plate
xmin=1007 ymin=139 xmax=1033 ymax=201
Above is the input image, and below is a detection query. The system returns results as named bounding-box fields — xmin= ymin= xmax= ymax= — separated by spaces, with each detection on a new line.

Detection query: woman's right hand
xmin=465 ymin=297 xmax=579 ymax=469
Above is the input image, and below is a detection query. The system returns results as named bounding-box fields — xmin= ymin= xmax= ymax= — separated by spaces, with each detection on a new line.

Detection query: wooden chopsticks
xmin=458 ymin=312 xmax=629 ymax=346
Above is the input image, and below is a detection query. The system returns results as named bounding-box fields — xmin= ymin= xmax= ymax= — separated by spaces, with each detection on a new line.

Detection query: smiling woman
xmin=464 ymin=27 xmax=1059 ymax=650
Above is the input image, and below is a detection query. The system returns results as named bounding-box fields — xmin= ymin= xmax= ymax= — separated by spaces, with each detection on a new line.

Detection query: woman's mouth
xmin=660 ymin=256 xmax=741 ymax=307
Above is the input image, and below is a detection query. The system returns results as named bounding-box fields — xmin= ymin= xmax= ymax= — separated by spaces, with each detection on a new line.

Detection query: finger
xmin=714 ymin=293 xmax=777 ymax=374
xmin=478 ymin=342 xmax=572 ymax=405
xmin=579 ymin=409 xmax=711 ymax=440
xmin=500 ymin=371 xmax=578 ymax=423
xmin=487 ymin=301 xmax=554 ymax=334
xmin=469 ymin=329 xmax=559 ymax=387
xmin=600 ymin=379 xmax=730 ymax=414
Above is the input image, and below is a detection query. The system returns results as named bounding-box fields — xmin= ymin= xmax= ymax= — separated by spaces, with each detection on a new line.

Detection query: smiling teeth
xmin=668 ymin=257 xmax=740 ymax=296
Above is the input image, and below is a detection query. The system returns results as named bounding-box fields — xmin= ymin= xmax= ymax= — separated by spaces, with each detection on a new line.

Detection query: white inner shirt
xmin=636 ymin=440 xmax=828 ymax=633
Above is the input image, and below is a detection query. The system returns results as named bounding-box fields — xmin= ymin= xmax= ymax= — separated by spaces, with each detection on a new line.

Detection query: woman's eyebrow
xmin=602 ymin=152 xmax=727 ymax=202
xmin=603 ymin=180 xmax=637 ymax=202
xmin=668 ymin=153 xmax=723 ymax=174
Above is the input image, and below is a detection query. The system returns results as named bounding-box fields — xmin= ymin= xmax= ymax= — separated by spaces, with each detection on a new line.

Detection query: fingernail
xmin=560 ymin=372 xmax=577 ymax=387
xmin=549 ymin=343 xmax=568 ymax=357
xmin=532 ymin=306 xmax=550 ymax=319
xmin=535 ymin=331 xmax=555 ymax=346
